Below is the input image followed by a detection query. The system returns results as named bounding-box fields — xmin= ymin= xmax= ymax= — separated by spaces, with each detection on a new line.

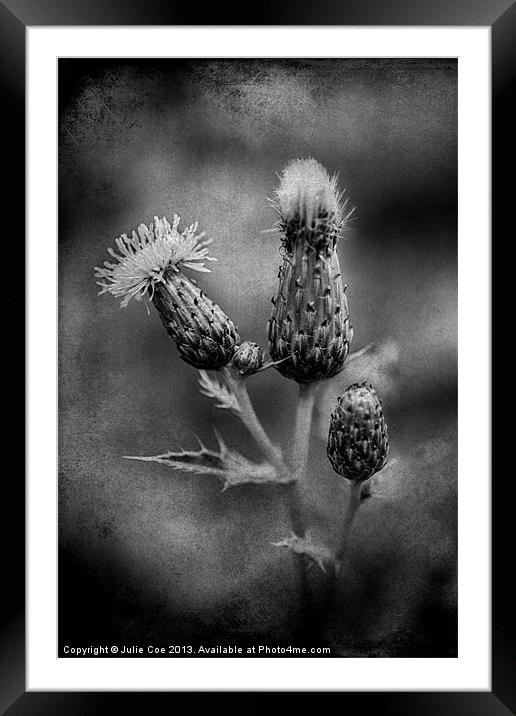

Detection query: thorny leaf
xmin=272 ymin=532 xmax=335 ymax=574
xmin=198 ymin=370 xmax=240 ymax=414
xmin=125 ymin=432 xmax=293 ymax=491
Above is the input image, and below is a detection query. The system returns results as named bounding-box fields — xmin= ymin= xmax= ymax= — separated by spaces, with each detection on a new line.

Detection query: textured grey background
xmin=58 ymin=58 xmax=457 ymax=656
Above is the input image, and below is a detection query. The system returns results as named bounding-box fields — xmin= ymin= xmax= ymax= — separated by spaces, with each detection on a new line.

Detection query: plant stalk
xmin=226 ymin=373 xmax=321 ymax=638
xmin=286 ymin=382 xmax=318 ymax=538
xmin=224 ymin=369 xmax=286 ymax=474
xmin=287 ymin=382 xmax=319 ymax=638
xmin=336 ymin=480 xmax=363 ymax=564
xmin=319 ymin=480 xmax=364 ymax=640
xmin=290 ymin=382 xmax=319 ymax=488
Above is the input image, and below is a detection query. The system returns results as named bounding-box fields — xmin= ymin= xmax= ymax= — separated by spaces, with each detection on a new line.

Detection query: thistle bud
xmin=152 ymin=271 xmax=238 ymax=369
xmin=95 ymin=214 xmax=238 ymax=370
xmin=327 ymin=383 xmax=389 ymax=482
xmin=267 ymin=158 xmax=354 ymax=383
xmin=231 ymin=341 xmax=263 ymax=376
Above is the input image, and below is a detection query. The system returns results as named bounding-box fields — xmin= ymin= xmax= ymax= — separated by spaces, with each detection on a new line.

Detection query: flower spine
xmin=95 ymin=214 xmax=238 ymax=370
xmin=267 ymin=158 xmax=354 ymax=383
xmin=327 ymin=383 xmax=389 ymax=482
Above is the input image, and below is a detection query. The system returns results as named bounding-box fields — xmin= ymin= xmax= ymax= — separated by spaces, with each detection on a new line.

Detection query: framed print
xmin=1 ymin=0 xmax=508 ymax=710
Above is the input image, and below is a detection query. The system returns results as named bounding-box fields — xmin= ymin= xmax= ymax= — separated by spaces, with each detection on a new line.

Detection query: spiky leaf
xmin=272 ymin=532 xmax=335 ymax=573
xmin=198 ymin=370 xmax=240 ymax=413
xmin=125 ymin=433 xmax=292 ymax=491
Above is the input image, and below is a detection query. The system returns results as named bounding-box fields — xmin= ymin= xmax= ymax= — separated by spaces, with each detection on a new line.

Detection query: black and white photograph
xmin=0 ymin=0 xmax=506 ymax=705
xmin=57 ymin=57 xmax=458 ymax=659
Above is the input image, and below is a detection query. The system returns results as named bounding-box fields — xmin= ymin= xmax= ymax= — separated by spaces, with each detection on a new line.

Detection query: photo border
xmin=2 ymin=0 xmax=506 ymax=710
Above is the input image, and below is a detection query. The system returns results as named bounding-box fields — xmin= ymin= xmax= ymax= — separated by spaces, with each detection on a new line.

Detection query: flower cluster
xmin=95 ymin=159 xmax=393 ymax=621
xmin=95 ymin=161 xmax=389 ymax=480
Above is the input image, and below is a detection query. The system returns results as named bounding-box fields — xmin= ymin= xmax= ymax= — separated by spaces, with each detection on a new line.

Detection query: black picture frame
xmin=2 ymin=0 xmax=507 ymax=711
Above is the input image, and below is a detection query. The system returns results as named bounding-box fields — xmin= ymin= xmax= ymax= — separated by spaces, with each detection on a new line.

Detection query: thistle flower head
xmin=152 ymin=272 xmax=239 ymax=370
xmin=267 ymin=159 xmax=353 ymax=383
xmin=231 ymin=341 xmax=263 ymax=376
xmin=94 ymin=214 xmax=215 ymax=307
xmin=327 ymin=383 xmax=389 ymax=482
xmin=271 ymin=158 xmax=353 ymax=254
xmin=95 ymin=213 xmax=237 ymax=370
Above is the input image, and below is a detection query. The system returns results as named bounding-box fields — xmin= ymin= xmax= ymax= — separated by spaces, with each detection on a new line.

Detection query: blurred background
xmin=58 ymin=58 xmax=457 ymax=656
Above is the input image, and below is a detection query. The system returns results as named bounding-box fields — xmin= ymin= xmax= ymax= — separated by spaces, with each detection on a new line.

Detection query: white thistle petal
xmin=94 ymin=214 xmax=216 ymax=307
xmin=275 ymin=157 xmax=341 ymax=227
xmin=270 ymin=157 xmax=355 ymax=251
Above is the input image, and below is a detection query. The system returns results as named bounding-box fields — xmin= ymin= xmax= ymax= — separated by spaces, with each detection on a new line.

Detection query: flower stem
xmin=336 ymin=480 xmax=363 ymax=564
xmin=286 ymin=382 xmax=320 ymax=639
xmin=287 ymin=382 xmax=318 ymax=536
xmin=290 ymin=383 xmax=319 ymax=482
xmin=318 ymin=480 xmax=364 ymax=642
xmin=224 ymin=369 xmax=286 ymax=474
xmin=226 ymin=372 xmax=320 ymax=638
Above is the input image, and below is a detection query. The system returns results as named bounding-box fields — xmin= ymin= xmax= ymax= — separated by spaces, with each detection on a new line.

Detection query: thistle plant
xmin=95 ymin=159 xmax=391 ymax=645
